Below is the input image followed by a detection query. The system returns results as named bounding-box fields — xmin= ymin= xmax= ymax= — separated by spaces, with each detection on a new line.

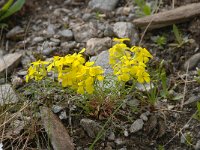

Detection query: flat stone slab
xmin=40 ymin=107 xmax=74 ymax=150
xmin=0 ymin=84 xmax=18 ymax=106
xmin=0 ymin=53 xmax=22 ymax=78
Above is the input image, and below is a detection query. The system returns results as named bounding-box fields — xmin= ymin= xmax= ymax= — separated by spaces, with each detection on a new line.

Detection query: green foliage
xmin=158 ymin=145 xmax=165 ymax=150
xmin=193 ymin=101 xmax=200 ymax=121
xmin=172 ymin=24 xmax=191 ymax=48
xmin=173 ymin=24 xmax=183 ymax=45
xmin=153 ymin=35 xmax=167 ymax=49
xmin=135 ymin=0 xmax=151 ymax=16
xmin=160 ymin=69 xmax=169 ymax=99
xmin=0 ymin=0 xmax=25 ymax=22
xmin=194 ymin=68 xmax=200 ymax=84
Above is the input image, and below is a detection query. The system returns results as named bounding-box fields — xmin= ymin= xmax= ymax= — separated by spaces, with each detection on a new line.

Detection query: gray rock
xmin=47 ymin=24 xmax=56 ymax=36
xmin=135 ymin=83 xmax=154 ymax=92
xmin=140 ymin=113 xmax=148 ymax=121
xmin=58 ymin=29 xmax=74 ymax=40
xmin=104 ymin=25 xmax=114 ymax=37
xmin=42 ymin=47 xmax=57 ymax=56
xmin=126 ymin=98 xmax=139 ymax=107
xmin=82 ymin=13 xmax=93 ymax=21
xmin=21 ymin=56 xmax=32 ymax=68
xmin=40 ymin=107 xmax=75 ymax=150
xmin=72 ymin=23 xmax=98 ymax=42
xmin=0 ymin=53 xmax=22 ymax=78
xmin=184 ymin=95 xmax=200 ymax=106
xmin=116 ymin=7 xmax=132 ymax=16
xmin=32 ymin=37 xmax=45 ymax=44
xmin=6 ymin=26 xmax=24 ymax=40
xmin=108 ymin=131 xmax=115 ymax=141
xmin=90 ymin=51 xmax=112 ymax=75
xmin=80 ymin=118 xmax=102 ymax=138
xmin=113 ymin=22 xmax=139 ymax=45
xmin=10 ymin=119 xmax=25 ymax=135
xmin=195 ymin=140 xmax=200 ymax=150
xmin=114 ymin=138 xmax=125 ymax=146
xmin=53 ymin=8 xmax=71 ymax=16
xmin=61 ymin=41 xmax=76 ymax=50
xmin=88 ymin=0 xmax=119 ymax=12
xmin=124 ymin=129 xmax=129 ymax=137
xmin=17 ymin=70 xmax=27 ymax=76
xmin=129 ymin=119 xmax=144 ymax=133
xmin=0 ymin=84 xmax=18 ymax=106
xmin=59 ymin=111 xmax=68 ymax=120
xmin=184 ymin=53 xmax=200 ymax=70
xmin=119 ymin=148 xmax=127 ymax=150
xmin=50 ymin=38 xmax=61 ymax=43
xmin=52 ymin=105 xmax=63 ymax=113
xmin=86 ymin=37 xmax=112 ymax=55
xmin=11 ymin=76 xmax=23 ymax=88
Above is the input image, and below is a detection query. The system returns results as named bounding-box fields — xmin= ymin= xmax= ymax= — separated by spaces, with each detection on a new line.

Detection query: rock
xmin=0 ymin=143 xmax=2 ymax=150
xmin=104 ymin=25 xmax=115 ymax=37
xmin=80 ymin=118 xmax=102 ymax=138
xmin=116 ymin=7 xmax=132 ymax=16
xmin=52 ymin=105 xmax=63 ymax=113
xmin=119 ymin=148 xmax=127 ymax=150
xmin=135 ymin=83 xmax=154 ymax=92
xmin=40 ymin=107 xmax=74 ymax=150
xmin=17 ymin=70 xmax=27 ymax=76
xmin=88 ymin=0 xmax=119 ymax=12
xmin=129 ymin=119 xmax=144 ymax=133
xmin=46 ymin=24 xmax=56 ymax=36
xmin=59 ymin=111 xmax=68 ymax=120
xmin=32 ymin=37 xmax=45 ymax=44
xmin=61 ymin=41 xmax=76 ymax=50
xmin=108 ymin=131 xmax=115 ymax=141
xmin=10 ymin=119 xmax=25 ymax=135
xmin=0 ymin=84 xmax=18 ymax=106
xmin=86 ymin=37 xmax=112 ymax=55
xmin=124 ymin=129 xmax=129 ymax=137
xmin=0 ymin=53 xmax=22 ymax=78
xmin=50 ymin=38 xmax=61 ymax=44
xmin=90 ymin=51 xmax=112 ymax=74
xmin=6 ymin=26 xmax=24 ymax=40
xmin=114 ymin=138 xmax=125 ymax=146
xmin=82 ymin=13 xmax=93 ymax=21
xmin=113 ymin=22 xmax=139 ymax=45
xmin=183 ymin=53 xmax=200 ymax=70
xmin=195 ymin=140 xmax=200 ymax=150
xmin=42 ymin=47 xmax=57 ymax=56
xmin=72 ymin=23 xmax=98 ymax=42
xmin=184 ymin=95 xmax=200 ymax=106
xmin=11 ymin=76 xmax=24 ymax=88
xmin=58 ymin=29 xmax=74 ymax=40
xmin=21 ymin=56 xmax=32 ymax=68
xmin=53 ymin=8 xmax=71 ymax=16
xmin=140 ymin=112 xmax=148 ymax=121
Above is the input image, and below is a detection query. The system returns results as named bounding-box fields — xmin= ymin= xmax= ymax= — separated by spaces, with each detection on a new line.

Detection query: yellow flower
xmin=109 ymin=38 xmax=153 ymax=84
xmin=113 ymin=37 xmax=130 ymax=43
xmin=26 ymin=60 xmax=49 ymax=82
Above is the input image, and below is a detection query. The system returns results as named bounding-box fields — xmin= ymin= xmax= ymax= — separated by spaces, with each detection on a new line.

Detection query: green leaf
xmin=197 ymin=101 xmax=200 ymax=111
xmin=0 ymin=0 xmax=14 ymax=15
xmin=143 ymin=5 xmax=151 ymax=15
xmin=0 ymin=23 xmax=8 ymax=29
xmin=0 ymin=0 xmax=25 ymax=21
xmin=173 ymin=24 xmax=182 ymax=45
xmin=135 ymin=0 xmax=145 ymax=8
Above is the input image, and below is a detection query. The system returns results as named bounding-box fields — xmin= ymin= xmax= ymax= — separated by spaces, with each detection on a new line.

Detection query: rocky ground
xmin=0 ymin=0 xmax=200 ymax=149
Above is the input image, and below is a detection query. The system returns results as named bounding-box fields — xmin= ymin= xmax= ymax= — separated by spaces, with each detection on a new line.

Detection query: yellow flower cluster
xmin=26 ymin=49 xmax=104 ymax=94
xmin=109 ymin=38 xmax=153 ymax=83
